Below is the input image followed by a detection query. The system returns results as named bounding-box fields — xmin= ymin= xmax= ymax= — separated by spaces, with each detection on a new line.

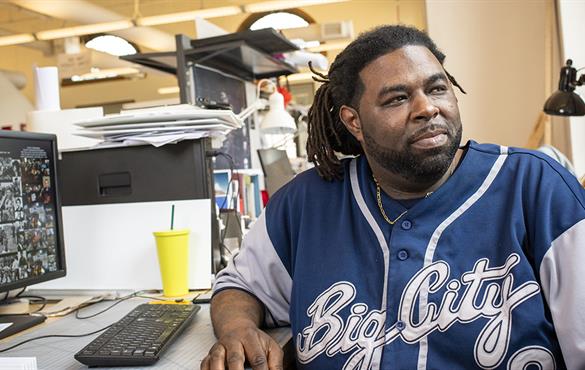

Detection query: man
xmin=202 ymin=25 xmax=585 ymax=370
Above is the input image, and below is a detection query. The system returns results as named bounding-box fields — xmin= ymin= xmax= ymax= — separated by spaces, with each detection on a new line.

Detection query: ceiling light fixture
xmin=0 ymin=33 xmax=36 ymax=47
xmin=0 ymin=1 xmax=346 ymax=47
xmin=85 ymin=35 xmax=138 ymax=56
xmin=66 ymin=67 xmax=142 ymax=84
xmin=244 ymin=0 xmax=348 ymax=13
xmin=36 ymin=20 xmax=135 ymax=41
xmin=136 ymin=6 xmax=242 ymax=27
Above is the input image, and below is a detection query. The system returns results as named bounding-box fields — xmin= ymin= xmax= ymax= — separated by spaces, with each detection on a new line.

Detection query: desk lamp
xmin=544 ymin=59 xmax=585 ymax=116
xmin=238 ymin=79 xmax=297 ymax=134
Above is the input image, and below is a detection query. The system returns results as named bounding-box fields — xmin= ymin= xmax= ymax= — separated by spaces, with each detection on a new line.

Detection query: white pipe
xmin=10 ymin=0 xmax=175 ymax=51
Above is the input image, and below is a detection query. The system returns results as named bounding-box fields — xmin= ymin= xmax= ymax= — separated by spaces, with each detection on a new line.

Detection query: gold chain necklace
xmin=373 ymin=176 xmax=408 ymax=225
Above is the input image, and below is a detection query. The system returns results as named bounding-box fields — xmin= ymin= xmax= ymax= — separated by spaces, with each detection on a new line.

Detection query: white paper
xmin=0 ymin=323 xmax=13 ymax=333
xmin=33 ymin=66 xmax=60 ymax=111
xmin=0 ymin=357 xmax=37 ymax=370
xmin=75 ymin=104 xmax=242 ymax=128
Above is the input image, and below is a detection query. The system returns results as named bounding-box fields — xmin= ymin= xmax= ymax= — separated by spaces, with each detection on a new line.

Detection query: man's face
xmin=348 ymin=45 xmax=462 ymax=184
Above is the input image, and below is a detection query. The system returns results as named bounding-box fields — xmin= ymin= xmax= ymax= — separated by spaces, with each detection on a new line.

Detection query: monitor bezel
xmin=0 ymin=130 xmax=66 ymax=293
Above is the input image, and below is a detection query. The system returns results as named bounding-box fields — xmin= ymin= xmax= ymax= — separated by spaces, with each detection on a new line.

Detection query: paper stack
xmin=73 ymin=104 xmax=243 ymax=148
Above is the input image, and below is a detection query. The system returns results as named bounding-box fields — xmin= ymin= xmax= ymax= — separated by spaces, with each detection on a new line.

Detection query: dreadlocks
xmin=306 ymin=25 xmax=466 ymax=181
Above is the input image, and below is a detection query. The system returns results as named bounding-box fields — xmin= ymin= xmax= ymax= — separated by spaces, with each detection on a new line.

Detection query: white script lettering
xmin=296 ymin=254 xmax=542 ymax=370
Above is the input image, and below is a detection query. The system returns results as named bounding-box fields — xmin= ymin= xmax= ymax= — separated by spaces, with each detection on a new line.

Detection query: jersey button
xmin=397 ymin=249 xmax=409 ymax=261
xmin=401 ymin=220 xmax=412 ymax=230
xmin=396 ymin=320 xmax=406 ymax=331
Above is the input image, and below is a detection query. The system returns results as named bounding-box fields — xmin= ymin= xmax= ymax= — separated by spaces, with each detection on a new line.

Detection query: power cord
xmin=10 ymin=295 xmax=47 ymax=314
xmin=0 ymin=287 xmax=47 ymax=316
xmin=207 ymin=150 xmax=242 ymax=257
xmin=74 ymin=290 xmax=164 ymax=320
xmin=0 ymin=324 xmax=113 ymax=353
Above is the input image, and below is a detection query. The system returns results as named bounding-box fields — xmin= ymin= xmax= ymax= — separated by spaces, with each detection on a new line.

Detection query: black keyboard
xmin=74 ymin=303 xmax=200 ymax=367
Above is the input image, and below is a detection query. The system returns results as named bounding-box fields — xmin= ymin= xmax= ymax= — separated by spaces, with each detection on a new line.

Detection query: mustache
xmin=408 ymin=123 xmax=451 ymax=144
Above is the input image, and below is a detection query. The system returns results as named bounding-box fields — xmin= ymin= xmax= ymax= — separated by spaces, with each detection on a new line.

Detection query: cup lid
xmin=153 ymin=229 xmax=190 ymax=237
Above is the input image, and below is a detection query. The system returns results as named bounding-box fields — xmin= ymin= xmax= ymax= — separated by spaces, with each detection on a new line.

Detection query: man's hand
xmin=204 ymin=289 xmax=284 ymax=370
xmin=200 ymin=325 xmax=283 ymax=370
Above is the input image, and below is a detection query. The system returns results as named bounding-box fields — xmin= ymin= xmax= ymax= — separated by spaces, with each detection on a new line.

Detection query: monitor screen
xmin=0 ymin=131 xmax=65 ymax=292
xmin=257 ymin=149 xmax=296 ymax=197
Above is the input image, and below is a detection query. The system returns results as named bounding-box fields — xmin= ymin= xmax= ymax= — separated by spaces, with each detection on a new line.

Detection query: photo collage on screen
xmin=0 ymin=146 xmax=58 ymax=284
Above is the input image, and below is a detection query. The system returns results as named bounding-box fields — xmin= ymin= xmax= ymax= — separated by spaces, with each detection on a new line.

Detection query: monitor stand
xmin=0 ymin=314 xmax=46 ymax=340
xmin=0 ymin=297 xmax=47 ymax=340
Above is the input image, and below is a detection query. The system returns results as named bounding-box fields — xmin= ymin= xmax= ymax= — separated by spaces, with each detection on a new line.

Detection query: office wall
xmin=558 ymin=0 xmax=585 ymax=177
xmin=0 ymin=70 xmax=34 ymax=129
xmin=426 ymin=0 xmax=547 ymax=149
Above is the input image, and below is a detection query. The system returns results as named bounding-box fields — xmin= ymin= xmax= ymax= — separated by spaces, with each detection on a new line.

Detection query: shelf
xmin=122 ymin=29 xmax=299 ymax=81
xmin=188 ymin=28 xmax=299 ymax=54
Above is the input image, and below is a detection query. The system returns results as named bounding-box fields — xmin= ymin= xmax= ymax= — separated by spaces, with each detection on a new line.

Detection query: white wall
xmin=558 ymin=0 xmax=585 ymax=177
xmin=425 ymin=0 xmax=546 ymax=148
xmin=0 ymin=72 xmax=34 ymax=129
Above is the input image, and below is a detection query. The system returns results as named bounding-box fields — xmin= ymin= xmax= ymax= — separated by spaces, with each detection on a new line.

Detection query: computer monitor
xmin=0 ymin=131 xmax=66 ymax=338
xmin=257 ymin=149 xmax=296 ymax=197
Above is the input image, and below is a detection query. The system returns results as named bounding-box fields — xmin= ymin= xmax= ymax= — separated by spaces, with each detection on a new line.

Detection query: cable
xmin=216 ymin=152 xmax=235 ymax=211
xmin=0 ymin=324 xmax=113 ymax=353
xmin=0 ymin=287 xmax=47 ymax=316
xmin=219 ymin=243 xmax=233 ymax=257
xmin=74 ymin=290 xmax=151 ymax=320
xmin=12 ymin=295 xmax=47 ymax=314
xmin=74 ymin=290 xmax=181 ymax=320
xmin=14 ymin=287 xmax=27 ymax=298
xmin=207 ymin=150 xmax=244 ymax=261
xmin=213 ymin=152 xmax=241 ymax=255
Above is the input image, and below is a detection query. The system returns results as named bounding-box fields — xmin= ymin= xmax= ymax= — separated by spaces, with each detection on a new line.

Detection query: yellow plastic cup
xmin=153 ymin=229 xmax=190 ymax=297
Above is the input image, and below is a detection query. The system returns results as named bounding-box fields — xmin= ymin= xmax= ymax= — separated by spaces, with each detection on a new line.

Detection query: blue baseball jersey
xmin=214 ymin=141 xmax=585 ymax=369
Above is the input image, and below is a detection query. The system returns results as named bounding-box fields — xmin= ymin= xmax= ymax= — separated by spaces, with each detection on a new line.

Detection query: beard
xmin=363 ymin=123 xmax=462 ymax=185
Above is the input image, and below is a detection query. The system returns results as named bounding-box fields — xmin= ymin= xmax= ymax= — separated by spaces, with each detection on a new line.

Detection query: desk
xmin=0 ymin=297 xmax=293 ymax=369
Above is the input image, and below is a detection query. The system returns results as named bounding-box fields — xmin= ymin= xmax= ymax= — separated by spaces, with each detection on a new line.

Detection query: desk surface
xmin=0 ymin=297 xmax=292 ymax=369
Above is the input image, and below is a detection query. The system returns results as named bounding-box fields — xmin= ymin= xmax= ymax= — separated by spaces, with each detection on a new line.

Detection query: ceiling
xmin=0 ymin=0 xmax=263 ymax=52
xmin=0 ymin=0 xmax=283 ymax=35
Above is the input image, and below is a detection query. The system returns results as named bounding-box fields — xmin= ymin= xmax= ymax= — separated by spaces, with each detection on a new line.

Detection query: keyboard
xmin=74 ymin=303 xmax=200 ymax=367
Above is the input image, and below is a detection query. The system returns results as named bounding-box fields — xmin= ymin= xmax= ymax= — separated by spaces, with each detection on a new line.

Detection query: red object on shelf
xmin=261 ymin=190 xmax=269 ymax=206
xmin=277 ymin=86 xmax=292 ymax=107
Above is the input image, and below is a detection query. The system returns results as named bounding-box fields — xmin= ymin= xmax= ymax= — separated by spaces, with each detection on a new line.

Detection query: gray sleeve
xmin=213 ymin=211 xmax=292 ymax=327
xmin=539 ymin=219 xmax=585 ymax=369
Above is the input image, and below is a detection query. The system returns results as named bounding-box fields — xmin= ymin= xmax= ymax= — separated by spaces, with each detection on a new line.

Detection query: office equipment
xmin=0 ymin=298 xmax=292 ymax=369
xmin=36 ymin=139 xmax=219 ymax=290
xmin=122 ymin=29 xmax=299 ymax=171
xmin=0 ymin=131 xmax=66 ymax=338
xmin=257 ymin=149 xmax=296 ymax=197
xmin=27 ymin=108 xmax=103 ymax=150
xmin=74 ymin=303 xmax=200 ymax=367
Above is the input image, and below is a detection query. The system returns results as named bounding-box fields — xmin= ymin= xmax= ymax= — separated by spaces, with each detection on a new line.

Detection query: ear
xmin=339 ymin=105 xmax=363 ymax=142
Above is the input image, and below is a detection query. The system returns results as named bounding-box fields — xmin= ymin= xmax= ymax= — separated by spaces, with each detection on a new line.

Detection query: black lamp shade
xmin=543 ymin=90 xmax=585 ymax=116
